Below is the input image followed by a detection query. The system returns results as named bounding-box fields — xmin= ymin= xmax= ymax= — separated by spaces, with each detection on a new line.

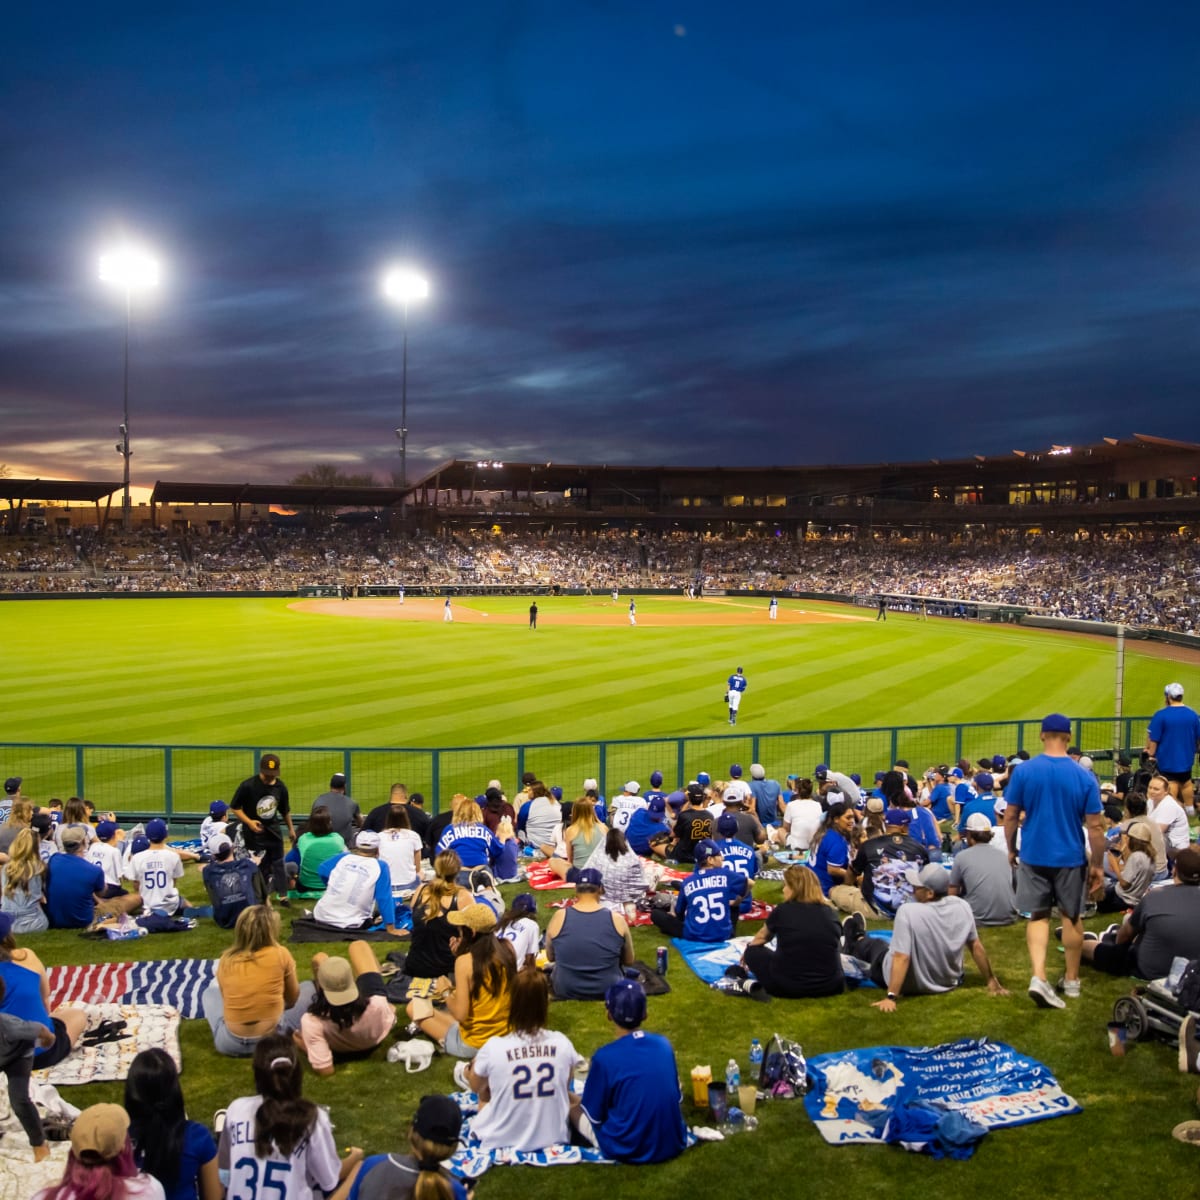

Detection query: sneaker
xmin=453 ymin=1060 xmax=473 ymax=1091
xmin=213 ymin=1109 xmax=227 ymax=1135
xmin=1055 ymin=976 xmax=1081 ymax=999
xmin=469 ymin=867 xmax=495 ymax=895
xmin=1028 ymin=975 xmax=1066 ymax=1009
xmin=841 ymin=912 xmax=866 ymax=952
xmin=274 ymin=895 xmax=290 ymax=908
xmin=1172 ymin=1120 xmax=1200 ymax=1144
xmin=1179 ymin=1015 xmax=1200 ymax=1076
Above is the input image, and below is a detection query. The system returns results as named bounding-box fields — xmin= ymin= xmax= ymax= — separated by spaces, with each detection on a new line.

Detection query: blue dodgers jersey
xmin=580 ymin=1031 xmax=688 ymax=1165
xmin=676 ymin=866 xmax=744 ymax=940
xmin=727 ymin=674 xmax=747 ymax=693
xmin=714 ymin=838 xmax=758 ymax=880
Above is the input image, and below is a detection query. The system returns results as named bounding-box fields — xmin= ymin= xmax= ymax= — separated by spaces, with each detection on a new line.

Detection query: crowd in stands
xmin=2 ymin=525 xmax=1200 ymax=631
xmin=4 ymin=690 xmax=1200 ymax=1191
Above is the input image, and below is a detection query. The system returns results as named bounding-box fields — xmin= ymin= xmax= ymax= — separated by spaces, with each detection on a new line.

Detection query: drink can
xmin=656 ymin=945 xmax=668 ymax=975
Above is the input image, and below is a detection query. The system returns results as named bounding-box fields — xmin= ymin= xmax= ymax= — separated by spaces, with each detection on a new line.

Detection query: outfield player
xmin=443 ymin=597 xmax=453 ymax=622
xmin=573 ymin=978 xmax=688 ymax=1164
xmin=628 ymin=598 xmax=636 ymax=625
xmin=768 ymin=596 xmax=778 ymax=620
xmin=611 ymin=588 xmax=618 ymax=604
xmin=726 ymin=665 xmax=747 ymax=725
xmin=397 ymin=584 xmax=404 ymax=604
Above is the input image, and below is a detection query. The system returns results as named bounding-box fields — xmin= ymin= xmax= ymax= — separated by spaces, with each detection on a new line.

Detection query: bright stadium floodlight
xmin=381 ymin=265 xmax=431 ymax=490
xmin=98 ymin=242 xmax=162 ymax=531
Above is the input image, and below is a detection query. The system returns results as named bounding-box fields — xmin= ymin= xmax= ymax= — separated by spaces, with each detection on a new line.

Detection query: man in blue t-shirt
xmin=45 ymin=827 xmax=121 ymax=928
xmin=748 ymin=763 xmax=784 ymax=827
xmin=650 ymin=840 xmax=747 ymax=942
xmin=1003 ymin=713 xmax=1105 ymax=1011
xmin=575 ymin=978 xmax=688 ymax=1165
xmin=927 ymin=767 xmax=954 ymax=827
xmin=1146 ymin=681 xmax=1200 ymax=812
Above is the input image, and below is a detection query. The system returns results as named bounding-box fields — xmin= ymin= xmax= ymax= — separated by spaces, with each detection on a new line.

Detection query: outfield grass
xmin=5 ymin=596 xmax=1200 ymax=1193
xmin=2 ymin=596 xmax=1197 ymax=817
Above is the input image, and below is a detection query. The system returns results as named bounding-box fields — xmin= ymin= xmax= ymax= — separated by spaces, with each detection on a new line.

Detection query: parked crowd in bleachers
xmin=2 ymin=526 xmax=1200 ymax=631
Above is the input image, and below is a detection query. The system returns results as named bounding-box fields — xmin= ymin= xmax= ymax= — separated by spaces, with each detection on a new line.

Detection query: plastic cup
xmin=708 ymin=1081 xmax=729 ymax=1124
xmin=1107 ymin=1022 xmax=1127 ymax=1057
xmin=738 ymin=1084 xmax=758 ymax=1114
xmin=691 ymin=1064 xmax=712 ymax=1106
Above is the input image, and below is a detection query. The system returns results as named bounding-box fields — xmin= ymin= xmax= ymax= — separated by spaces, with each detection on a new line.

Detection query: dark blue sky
xmin=3 ymin=2 xmax=1199 ymax=487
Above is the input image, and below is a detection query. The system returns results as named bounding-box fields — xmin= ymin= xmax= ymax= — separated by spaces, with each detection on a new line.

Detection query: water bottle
xmin=726 ymin=1057 xmax=740 ymax=1090
xmin=749 ymin=1037 xmax=763 ymax=1075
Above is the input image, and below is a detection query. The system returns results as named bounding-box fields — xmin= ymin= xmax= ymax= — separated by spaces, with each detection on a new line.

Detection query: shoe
xmin=1180 ymin=1015 xmax=1200 ymax=1075
xmin=1053 ymin=925 xmax=1063 ymax=942
xmin=453 ymin=1060 xmax=473 ymax=1091
xmin=842 ymin=912 xmax=866 ymax=952
xmin=1055 ymin=976 xmax=1081 ymax=999
xmin=1102 ymin=922 xmax=1122 ymax=940
xmin=1172 ymin=1120 xmax=1200 ymax=1144
xmin=274 ymin=895 xmax=290 ymax=908
xmin=1082 ymin=931 xmax=1099 ymax=943
xmin=469 ymin=867 xmax=495 ymax=895
xmin=213 ymin=1109 xmax=227 ymax=1135
xmin=1028 ymin=975 xmax=1065 ymax=1009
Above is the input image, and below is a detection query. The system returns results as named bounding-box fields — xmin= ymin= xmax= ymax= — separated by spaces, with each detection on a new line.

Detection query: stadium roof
xmin=408 ymin=434 xmax=1200 ymax=497
xmin=149 ymin=481 xmax=411 ymax=508
xmin=1 ymin=478 xmax=121 ymax=503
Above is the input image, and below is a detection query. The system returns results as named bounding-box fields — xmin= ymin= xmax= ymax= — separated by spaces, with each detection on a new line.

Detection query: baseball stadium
xmin=2 ymin=433 xmax=1200 ymax=1197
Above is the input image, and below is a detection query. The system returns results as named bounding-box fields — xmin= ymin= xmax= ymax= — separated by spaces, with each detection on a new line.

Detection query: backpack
xmin=1175 ymin=959 xmax=1200 ymax=1013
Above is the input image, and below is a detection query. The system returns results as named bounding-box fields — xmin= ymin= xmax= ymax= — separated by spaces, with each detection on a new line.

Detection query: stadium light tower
xmin=381 ymin=266 xmax=430 ymax=489
xmin=98 ymin=243 xmax=161 ymax=531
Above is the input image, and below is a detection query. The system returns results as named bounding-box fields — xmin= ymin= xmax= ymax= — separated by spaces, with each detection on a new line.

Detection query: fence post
xmin=954 ymin=724 xmax=963 ymax=764
xmin=823 ymin=731 xmax=831 ymax=767
xmin=431 ymin=750 xmax=441 ymax=816
xmin=598 ymin=742 xmax=607 ymax=801
xmin=751 ymin=733 xmax=760 ymax=764
xmin=889 ymin=728 xmax=898 ymax=767
xmin=676 ymin=738 xmax=686 ymax=790
xmin=164 ymin=747 xmax=173 ymax=818
xmin=75 ymin=745 xmax=85 ymax=797
xmin=343 ymin=749 xmax=352 ymax=793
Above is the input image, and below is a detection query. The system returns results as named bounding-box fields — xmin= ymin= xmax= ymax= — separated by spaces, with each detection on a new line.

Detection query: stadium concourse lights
xmin=98 ymin=243 xmax=162 ymax=532
xmin=381 ymin=265 xmax=431 ymax=490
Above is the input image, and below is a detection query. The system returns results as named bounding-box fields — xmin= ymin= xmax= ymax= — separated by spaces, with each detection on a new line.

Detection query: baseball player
xmin=443 ymin=597 xmax=453 ymax=622
xmin=726 ymin=666 xmax=747 ymax=725
xmin=768 ymin=596 xmax=778 ymax=621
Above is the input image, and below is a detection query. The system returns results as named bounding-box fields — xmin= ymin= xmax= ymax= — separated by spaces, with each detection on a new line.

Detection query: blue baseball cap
xmin=695 ymin=838 xmax=721 ymax=863
xmin=650 ymin=770 xmax=663 ymax=787
xmin=209 ymin=800 xmax=228 ymax=817
xmin=814 ymin=763 xmax=829 ymax=778
xmin=1042 ymin=713 xmax=1071 ymax=734
xmin=975 ymin=773 xmax=994 ymax=791
xmin=717 ymin=812 xmax=738 ymax=837
xmin=605 ymin=977 xmax=647 ymax=1029
xmin=667 ymin=789 xmax=688 ymax=809
xmin=696 ymin=772 xmax=711 ymax=786
xmin=729 ymin=764 xmax=743 ymax=778
xmin=145 ymin=819 xmax=168 ymax=842
xmin=647 ymin=795 xmax=667 ymax=816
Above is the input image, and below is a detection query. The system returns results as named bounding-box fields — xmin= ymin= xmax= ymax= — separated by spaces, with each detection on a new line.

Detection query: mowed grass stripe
xmin=3 ymin=597 xmax=1198 ymax=750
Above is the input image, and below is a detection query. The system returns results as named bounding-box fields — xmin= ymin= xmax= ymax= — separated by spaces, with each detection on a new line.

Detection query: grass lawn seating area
xmin=2 ymin=594 xmax=1200 ymax=1197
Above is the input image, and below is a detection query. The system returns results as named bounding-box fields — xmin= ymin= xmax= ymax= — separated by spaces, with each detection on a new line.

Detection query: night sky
xmin=4 ymin=3 xmax=1200 ymax=489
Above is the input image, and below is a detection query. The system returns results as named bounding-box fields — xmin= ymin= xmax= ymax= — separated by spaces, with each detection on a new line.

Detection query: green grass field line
xmin=3 ymin=597 xmax=1196 ymax=755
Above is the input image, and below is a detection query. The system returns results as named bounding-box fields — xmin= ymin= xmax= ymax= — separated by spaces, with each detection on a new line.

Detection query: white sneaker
xmin=453 ymin=1060 xmax=473 ymax=1091
xmin=1028 ymin=975 xmax=1065 ymax=1009
xmin=1056 ymin=976 xmax=1081 ymax=999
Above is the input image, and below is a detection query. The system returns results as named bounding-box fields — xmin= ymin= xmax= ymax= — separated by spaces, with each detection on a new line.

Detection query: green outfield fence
xmin=0 ymin=715 xmax=1149 ymax=827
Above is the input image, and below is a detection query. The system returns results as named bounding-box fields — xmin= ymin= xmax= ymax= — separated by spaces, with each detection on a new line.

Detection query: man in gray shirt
xmin=1082 ymin=846 xmax=1200 ymax=979
xmin=310 ymin=772 xmax=361 ymax=846
xmin=843 ymin=863 xmax=1008 ymax=1011
xmin=949 ymin=815 xmax=1017 ymax=926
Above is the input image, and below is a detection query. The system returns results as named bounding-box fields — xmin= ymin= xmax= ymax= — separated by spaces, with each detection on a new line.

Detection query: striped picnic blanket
xmin=526 ymin=860 xmax=691 ymax=891
xmin=47 ymin=959 xmax=217 ymax=1018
